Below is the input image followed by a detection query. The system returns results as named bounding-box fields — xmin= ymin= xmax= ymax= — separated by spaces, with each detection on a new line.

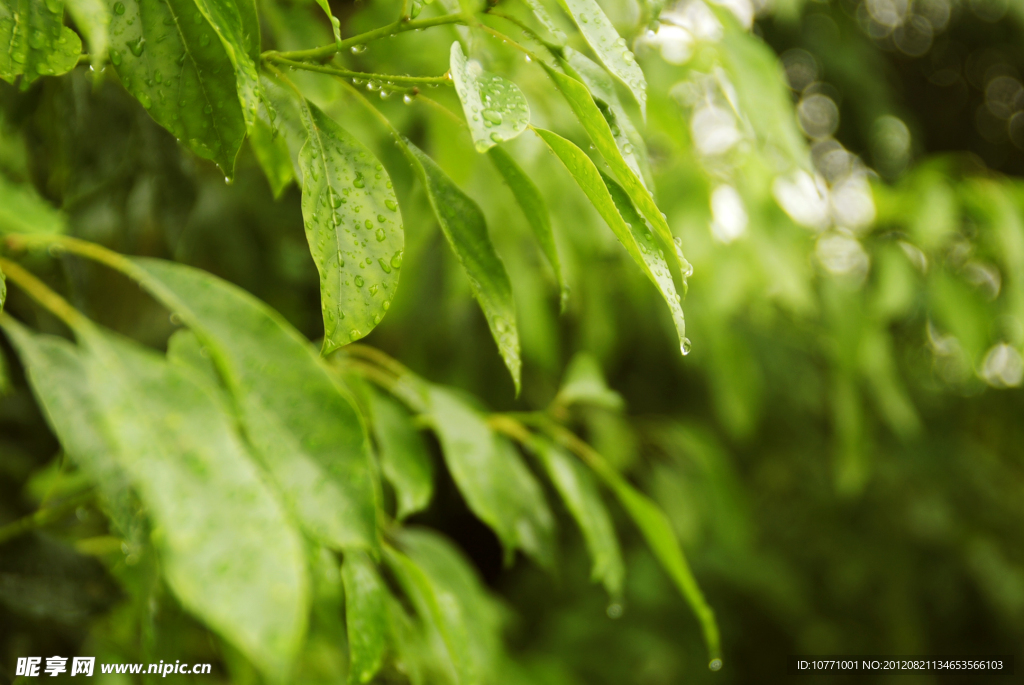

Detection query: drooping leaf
xmin=0 ymin=318 xmax=135 ymax=537
xmin=261 ymin=74 xmax=307 ymax=177
xmin=81 ymin=328 xmax=308 ymax=681
xmin=65 ymin=0 xmax=109 ymax=69
xmin=250 ymin=114 xmax=295 ymax=198
xmin=427 ymin=385 xmax=554 ymax=567
xmin=386 ymin=528 xmax=505 ymax=685
xmin=298 ymin=100 xmax=403 ymax=353
xmin=529 ymin=436 xmax=623 ymax=597
xmin=341 ymin=551 xmax=389 ymax=685
xmin=521 ymin=0 xmax=566 ymax=45
xmin=191 ymin=0 xmax=261 ymax=131
xmin=0 ymin=175 xmax=66 ymax=235
xmin=113 ymin=257 xmax=378 ymax=552
xmin=107 ymin=0 xmax=247 ymax=175
xmin=487 ymin=145 xmax=567 ymax=310
xmin=166 ymin=327 xmax=221 ymax=388
xmin=558 ymin=0 xmax=647 ymax=118
xmin=450 ymin=42 xmax=530 ymax=153
xmin=368 ymin=386 xmax=433 ymax=521
xmin=543 ymin=66 xmax=687 ymax=280
xmin=313 ymin=0 xmax=341 ymax=43
xmin=534 ymin=128 xmax=688 ymax=353
xmin=0 ymin=265 xmax=5 ymax=312
xmin=555 ymin=352 xmax=624 ymax=410
xmin=4 ymin=313 xmax=309 ymax=680
xmin=583 ymin=445 xmax=721 ymax=666
xmin=0 ymin=0 xmax=81 ymax=85
xmin=563 ymin=47 xmax=653 ymax=191
xmin=400 ymin=140 xmax=521 ymax=391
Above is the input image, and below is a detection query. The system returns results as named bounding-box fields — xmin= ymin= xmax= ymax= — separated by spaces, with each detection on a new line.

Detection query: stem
xmin=265 ymin=56 xmax=451 ymax=87
xmin=337 ymin=78 xmax=405 ymax=139
xmin=0 ymin=257 xmax=90 ymax=331
xmin=417 ymin=94 xmax=466 ymax=127
xmin=270 ymin=13 xmax=467 ymax=63
xmin=0 ymin=489 xmax=95 ymax=546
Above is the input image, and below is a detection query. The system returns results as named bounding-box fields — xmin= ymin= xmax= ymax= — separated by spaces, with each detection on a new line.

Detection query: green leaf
xmin=427 ymin=385 xmax=555 ymax=568
xmin=0 ymin=175 xmax=66 ymax=235
xmin=250 ymin=114 xmax=295 ymax=199
xmin=487 ymin=145 xmax=567 ymax=311
xmin=450 ymin=42 xmax=530 ymax=153
xmin=0 ymin=265 xmax=5 ymax=312
xmin=555 ymin=352 xmax=624 ymax=410
xmin=121 ymin=258 xmax=379 ymax=552
xmin=386 ymin=528 xmax=504 ymax=685
xmin=80 ymin=328 xmax=308 ymax=681
xmin=191 ymin=0 xmax=261 ymax=131
xmin=563 ymin=47 xmax=653 ymax=191
xmin=107 ymin=0 xmax=247 ymax=176
xmin=298 ymin=100 xmax=404 ymax=353
xmin=261 ymin=74 xmax=307 ymax=177
xmin=4 ymin=315 xmax=309 ymax=680
xmin=0 ymin=318 xmax=135 ymax=537
xmin=558 ymin=0 xmax=646 ymax=118
xmin=314 ymin=0 xmax=341 ymax=43
xmin=400 ymin=140 xmax=521 ymax=391
xmin=341 ymin=551 xmax=389 ymax=685
xmin=542 ymin=66 xmax=687 ymax=282
xmin=530 ymin=436 xmax=624 ymax=597
xmin=585 ymin=447 xmax=721 ymax=666
xmin=534 ymin=128 xmax=688 ymax=353
xmin=65 ymin=0 xmax=109 ymax=69
xmin=521 ymin=0 xmax=566 ymax=45
xmin=368 ymin=386 xmax=433 ymax=521
xmin=166 ymin=327 xmax=220 ymax=388
xmin=0 ymin=0 xmax=81 ymax=85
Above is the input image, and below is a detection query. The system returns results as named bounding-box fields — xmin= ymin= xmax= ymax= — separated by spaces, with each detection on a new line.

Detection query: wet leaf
xmin=1 ymin=319 xmax=135 ymax=536
xmin=559 ymin=0 xmax=646 ymax=118
xmin=82 ymin=328 xmax=308 ymax=681
xmin=0 ymin=0 xmax=81 ymax=85
xmin=314 ymin=0 xmax=341 ymax=43
xmin=192 ymin=0 xmax=261 ymax=131
xmin=450 ymin=42 xmax=530 ymax=152
xmin=342 ymin=551 xmax=389 ymax=685
xmin=401 ymin=140 xmax=521 ymax=391
xmin=298 ymin=101 xmax=403 ymax=353
xmin=534 ymin=128 xmax=687 ymax=353
xmin=368 ymin=386 xmax=433 ymax=521
xmin=427 ymin=386 xmax=554 ymax=568
xmin=530 ymin=436 xmax=623 ymax=597
xmin=5 ymin=316 xmax=308 ymax=680
xmin=122 ymin=258 xmax=379 ymax=552
xmin=563 ymin=47 xmax=653 ymax=191
xmin=107 ymin=0 xmax=247 ymax=175
xmin=0 ymin=266 xmax=5 ymax=313
xmin=543 ymin=66 xmax=687 ymax=281
xmin=487 ymin=145 xmax=566 ymax=310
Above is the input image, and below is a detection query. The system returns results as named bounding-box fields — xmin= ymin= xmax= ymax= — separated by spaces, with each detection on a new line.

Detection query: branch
xmin=264 ymin=56 xmax=451 ymax=88
xmin=0 ymin=489 xmax=95 ymax=546
xmin=268 ymin=13 xmax=467 ymax=63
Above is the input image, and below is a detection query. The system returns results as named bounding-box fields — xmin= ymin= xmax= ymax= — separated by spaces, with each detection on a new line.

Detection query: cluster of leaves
xmin=3 ymin=0 xmax=1024 ymax=682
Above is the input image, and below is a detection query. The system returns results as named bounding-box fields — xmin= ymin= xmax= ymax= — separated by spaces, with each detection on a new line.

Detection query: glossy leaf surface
xmin=401 ymin=140 xmax=521 ymax=391
xmin=65 ymin=0 xmax=109 ymax=68
xmin=559 ymin=0 xmax=647 ymax=117
xmin=427 ymin=385 xmax=554 ymax=567
xmin=450 ymin=42 xmax=530 ymax=152
xmin=0 ymin=0 xmax=80 ymax=85
xmin=531 ymin=436 xmax=623 ymax=597
xmin=107 ymin=0 xmax=246 ymax=175
xmin=535 ymin=128 xmax=687 ymax=352
xmin=369 ymin=387 xmax=433 ymax=520
xmin=299 ymin=101 xmax=403 ymax=353
xmin=126 ymin=258 xmax=379 ymax=551
xmin=488 ymin=145 xmax=566 ymax=310
xmin=341 ymin=551 xmax=388 ymax=685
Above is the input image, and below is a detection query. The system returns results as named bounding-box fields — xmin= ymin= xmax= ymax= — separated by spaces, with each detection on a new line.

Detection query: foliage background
xmin=2 ymin=0 xmax=1024 ymax=682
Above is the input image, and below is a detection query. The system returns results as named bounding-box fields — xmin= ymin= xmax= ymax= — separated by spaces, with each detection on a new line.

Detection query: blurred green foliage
xmin=2 ymin=0 xmax=1024 ymax=683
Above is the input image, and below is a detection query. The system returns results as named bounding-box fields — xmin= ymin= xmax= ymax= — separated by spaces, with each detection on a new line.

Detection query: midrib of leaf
xmin=162 ymin=0 xmax=228 ymax=156
xmin=304 ymin=103 xmax=346 ymax=333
